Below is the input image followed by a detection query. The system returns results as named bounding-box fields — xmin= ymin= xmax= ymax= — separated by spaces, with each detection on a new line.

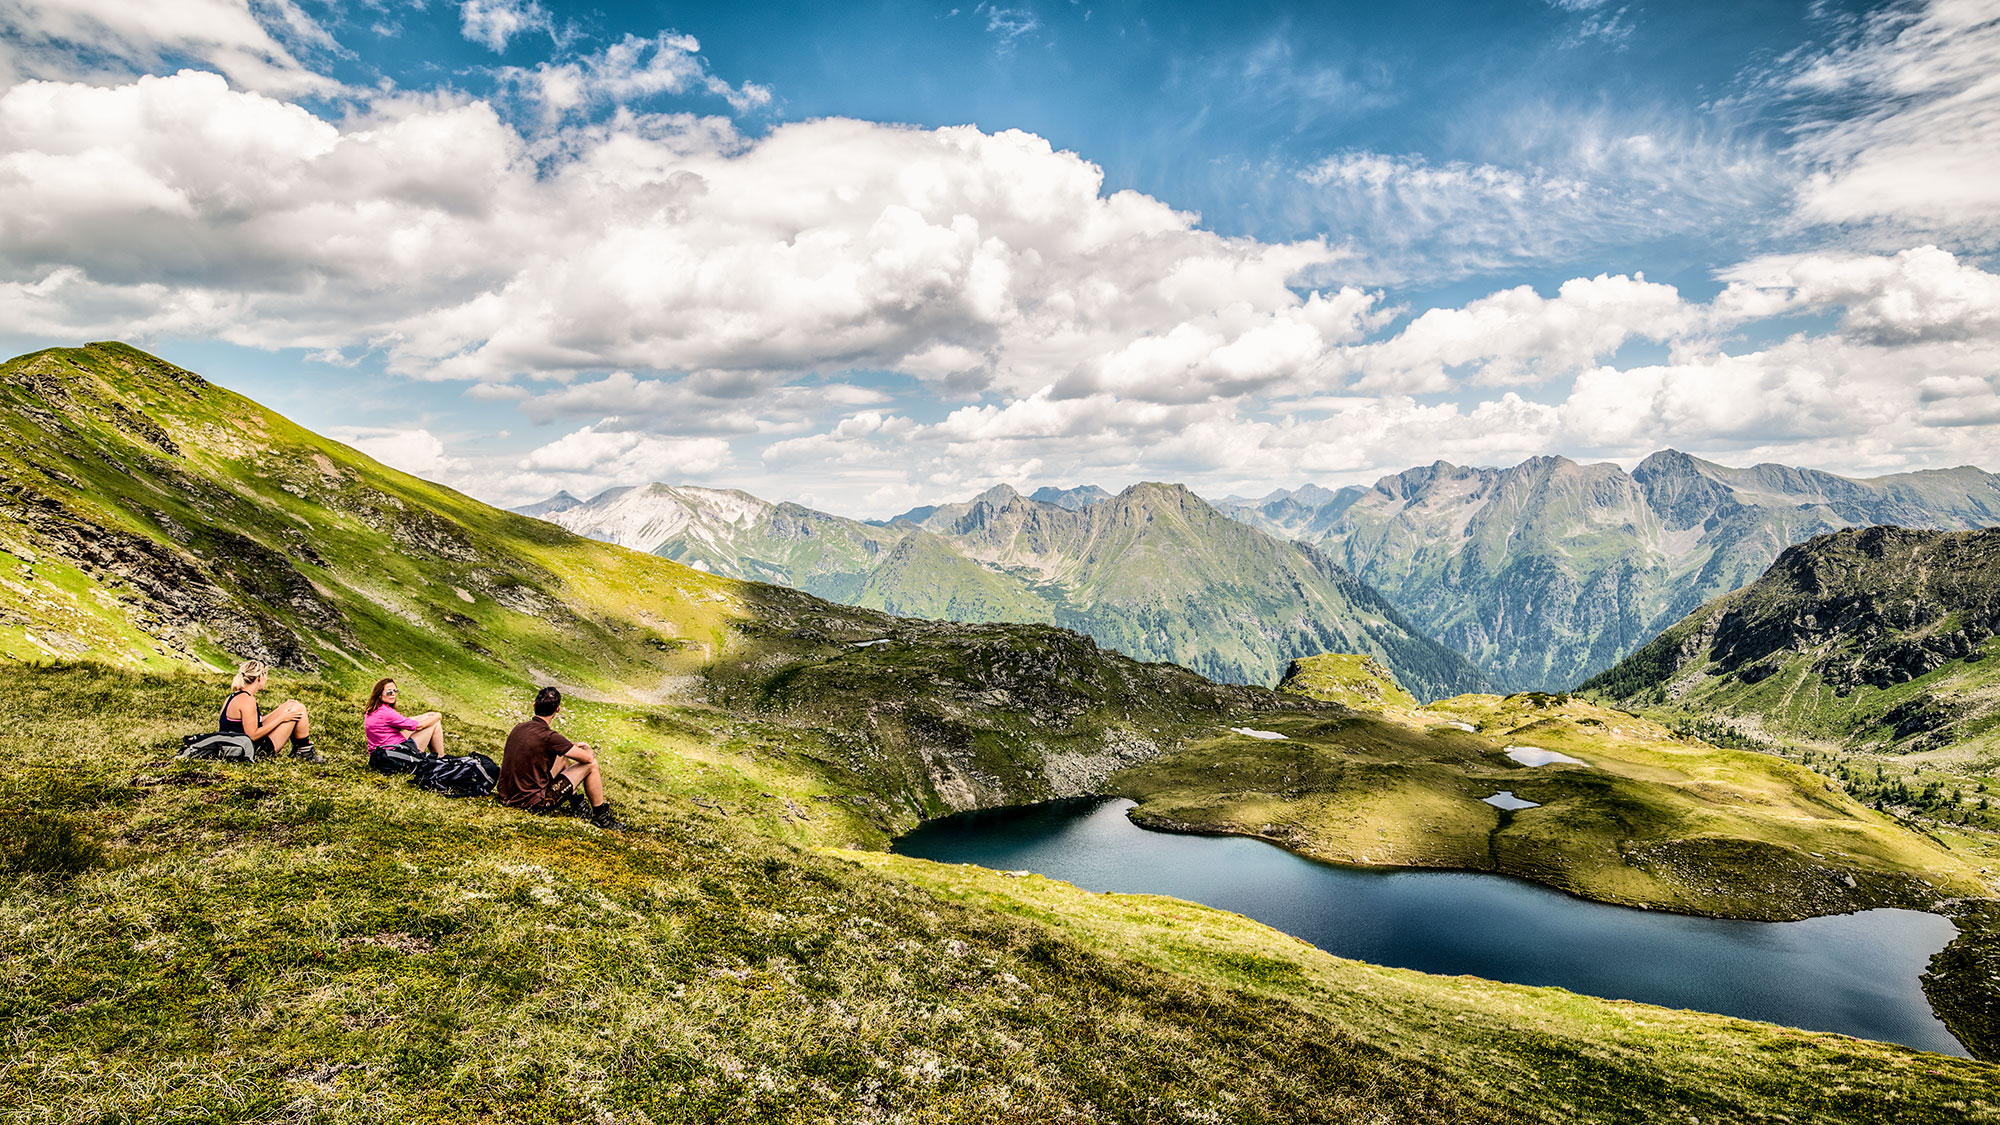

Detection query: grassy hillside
xmin=4 ymin=344 xmax=1999 ymax=1117
xmin=8 ymin=661 xmax=2000 ymax=1123
xmin=0 ymin=342 xmax=1306 ymax=839
xmin=1580 ymin=527 xmax=2000 ymax=828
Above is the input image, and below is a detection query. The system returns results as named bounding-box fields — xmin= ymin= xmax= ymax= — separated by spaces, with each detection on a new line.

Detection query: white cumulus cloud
xmin=459 ymin=0 xmax=553 ymax=52
xmin=0 ymin=71 xmax=1369 ymax=406
xmin=1341 ymin=272 xmax=1700 ymax=392
xmin=326 ymin=425 xmax=460 ymax=478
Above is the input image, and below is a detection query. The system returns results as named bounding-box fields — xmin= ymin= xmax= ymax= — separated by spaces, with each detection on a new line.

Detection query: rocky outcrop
xmin=1585 ymin=526 xmax=2000 ymax=746
xmin=1704 ymin=527 xmax=2000 ymax=693
xmin=4 ymin=484 xmax=327 ymax=670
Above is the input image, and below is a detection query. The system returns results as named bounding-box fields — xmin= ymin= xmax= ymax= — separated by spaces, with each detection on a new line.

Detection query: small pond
xmin=894 ymin=797 xmax=1966 ymax=1057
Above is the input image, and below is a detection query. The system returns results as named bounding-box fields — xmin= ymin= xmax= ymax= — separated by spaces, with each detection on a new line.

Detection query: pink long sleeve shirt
xmin=365 ymin=705 xmax=421 ymax=750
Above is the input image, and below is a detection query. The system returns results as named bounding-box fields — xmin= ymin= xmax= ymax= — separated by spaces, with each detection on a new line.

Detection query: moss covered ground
xmin=5 ymin=662 xmax=1998 ymax=1123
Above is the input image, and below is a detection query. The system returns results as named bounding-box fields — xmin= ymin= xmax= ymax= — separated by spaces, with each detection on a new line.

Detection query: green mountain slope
xmin=0 ymin=343 xmax=1307 ymax=835
xmin=1230 ymin=451 xmax=2000 ymax=692
xmin=5 ymin=344 xmax=2000 ymax=1115
xmin=1582 ymin=525 xmax=2000 ymax=762
xmin=535 ymin=480 xmax=1488 ymax=699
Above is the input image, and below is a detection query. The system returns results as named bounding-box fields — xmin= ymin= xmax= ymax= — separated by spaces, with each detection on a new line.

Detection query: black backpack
xmin=408 ymin=752 xmax=498 ymax=799
xmin=180 ymin=732 xmax=257 ymax=762
xmin=369 ymin=741 xmax=426 ymax=774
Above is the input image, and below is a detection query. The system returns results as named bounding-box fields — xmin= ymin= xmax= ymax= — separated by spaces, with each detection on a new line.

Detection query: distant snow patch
xmin=1506 ymin=746 xmax=1586 ymax=767
xmin=1483 ymin=791 xmax=1540 ymax=810
xmin=1229 ymin=727 xmax=1288 ymax=740
xmin=852 ymin=638 xmax=891 ymax=648
xmin=1441 ymin=721 xmax=1475 ymax=732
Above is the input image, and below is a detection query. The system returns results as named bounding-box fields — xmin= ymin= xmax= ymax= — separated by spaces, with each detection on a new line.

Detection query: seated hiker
xmin=220 ymin=659 xmax=321 ymax=763
xmin=364 ymin=677 xmax=447 ymax=761
xmin=496 ymin=686 xmax=624 ymax=831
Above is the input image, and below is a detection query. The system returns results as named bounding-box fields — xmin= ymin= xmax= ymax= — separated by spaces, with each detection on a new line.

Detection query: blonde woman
xmin=219 ymin=660 xmax=322 ymax=763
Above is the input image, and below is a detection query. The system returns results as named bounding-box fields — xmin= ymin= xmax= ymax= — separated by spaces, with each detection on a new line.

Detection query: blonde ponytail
xmin=231 ymin=660 xmax=268 ymax=690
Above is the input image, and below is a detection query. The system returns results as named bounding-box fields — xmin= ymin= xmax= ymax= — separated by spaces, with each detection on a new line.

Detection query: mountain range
xmin=530 ymin=451 xmax=2000 ymax=697
xmin=525 ymin=481 xmax=1489 ymax=700
xmin=1218 ymin=452 xmax=2000 ymax=691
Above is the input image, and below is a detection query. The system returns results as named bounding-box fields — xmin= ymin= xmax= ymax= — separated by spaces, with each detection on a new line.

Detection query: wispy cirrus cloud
xmin=1291 ymin=123 xmax=1792 ymax=284
xmin=0 ymin=0 xmax=340 ymax=94
xmin=1779 ymin=0 xmax=2000 ymax=246
xmin=498 ymin=31 xmax=773 ymax=122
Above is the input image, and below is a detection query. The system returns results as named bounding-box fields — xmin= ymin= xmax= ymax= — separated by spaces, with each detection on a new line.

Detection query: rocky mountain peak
xmin=1630 ymin=448 xmax=1731 ymax=484
xmin=971 ymin=483 xmax=1023 ymax=508
xmin=512 ymin=490 xmax=584 ymax=518
xmin=1289 ymin=482 xmax=1337 ymax=507
xmin=1028 ymin=484 xmax=1112 ymax=510
xmin=1113 ymin=481 xmax=1205 ymax=514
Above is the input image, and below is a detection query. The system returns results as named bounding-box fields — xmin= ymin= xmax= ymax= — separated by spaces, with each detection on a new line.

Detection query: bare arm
xmin=235 ymin=695 xmax=301 ymax=741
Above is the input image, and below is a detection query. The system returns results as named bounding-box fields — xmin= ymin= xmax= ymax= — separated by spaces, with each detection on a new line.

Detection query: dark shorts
xmin=368 ymin=738 xmax=430 ymax=774
xmin=509 ymin=774 xmax=576 ymax=813
xmin=251 ymin=737 xmax=274 ymax=755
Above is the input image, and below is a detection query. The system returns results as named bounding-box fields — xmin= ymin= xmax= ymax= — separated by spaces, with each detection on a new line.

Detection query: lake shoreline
xmin=896 ymin=795 xmax=1977 ymax=1058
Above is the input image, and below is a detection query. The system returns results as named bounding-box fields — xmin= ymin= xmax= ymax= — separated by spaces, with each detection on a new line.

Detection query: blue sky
xmin=1 ymin=0 xmax=1996 ymax=516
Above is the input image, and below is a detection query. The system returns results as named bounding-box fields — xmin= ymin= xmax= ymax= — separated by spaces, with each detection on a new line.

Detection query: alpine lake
xmin=894 ymin=797 xmax=1967 ymax=1057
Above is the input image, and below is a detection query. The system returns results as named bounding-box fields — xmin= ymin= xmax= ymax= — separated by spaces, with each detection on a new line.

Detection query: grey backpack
xmin=181 ymin=732 xmax=257 ymax=762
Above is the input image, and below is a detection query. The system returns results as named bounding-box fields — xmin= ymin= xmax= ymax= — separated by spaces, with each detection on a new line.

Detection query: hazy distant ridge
xmin=523 ymin=481 xmax=1487 ymax=699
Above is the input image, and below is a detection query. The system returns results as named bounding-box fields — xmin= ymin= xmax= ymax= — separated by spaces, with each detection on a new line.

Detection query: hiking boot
xmin=590 ymin=806 xmax=627 ymax=832
xmin=291 ymin=741 xmax=325 ymax=764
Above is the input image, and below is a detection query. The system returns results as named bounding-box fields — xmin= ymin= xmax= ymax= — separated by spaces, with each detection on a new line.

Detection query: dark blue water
xmin=895 ymin=797 xmax=1967 ymax=1057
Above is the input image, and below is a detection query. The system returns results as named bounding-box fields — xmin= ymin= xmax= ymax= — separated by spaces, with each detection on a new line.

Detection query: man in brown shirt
xmin=496 ymin=686 xmax=624 ymax=830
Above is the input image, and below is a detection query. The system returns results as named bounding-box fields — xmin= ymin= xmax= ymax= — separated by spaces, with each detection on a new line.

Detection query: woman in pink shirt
xmin=363 ymin=678 xmax=447 ymax=762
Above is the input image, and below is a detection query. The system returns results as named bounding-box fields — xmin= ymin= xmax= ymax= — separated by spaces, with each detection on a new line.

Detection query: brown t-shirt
xmin=496 ymin=716 xmax=574 ymax=809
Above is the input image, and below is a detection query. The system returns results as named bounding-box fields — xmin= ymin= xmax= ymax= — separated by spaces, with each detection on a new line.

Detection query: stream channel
xmin=893 ymin=796 xmax=1966 ymax=1057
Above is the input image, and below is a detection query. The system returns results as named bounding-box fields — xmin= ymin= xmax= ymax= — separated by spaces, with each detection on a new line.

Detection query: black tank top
xmin=219 ymin=691 xmax=253 ymax=735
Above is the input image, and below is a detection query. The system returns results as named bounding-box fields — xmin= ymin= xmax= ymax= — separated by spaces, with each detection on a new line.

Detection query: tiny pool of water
xmin=1505 ymin=746 xmax=1587 ymax=767
xmin=894 ymin=797 xmax=1965 ymax=1056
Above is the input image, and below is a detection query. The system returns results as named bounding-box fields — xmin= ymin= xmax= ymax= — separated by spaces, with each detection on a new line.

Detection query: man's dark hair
xmin=534 ymin=686 xmax=562 ymax=717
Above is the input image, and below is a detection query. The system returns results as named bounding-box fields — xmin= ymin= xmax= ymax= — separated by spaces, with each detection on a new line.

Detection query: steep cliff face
xmin=1582 ymin=526 xmax=2000 ymax=752
xmin=1239 ymin=450 xmax=2000 ymax=691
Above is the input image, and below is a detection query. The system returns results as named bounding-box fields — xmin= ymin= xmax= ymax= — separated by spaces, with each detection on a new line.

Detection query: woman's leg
xmin=267 ymin=718 xmax=298 ymax=747
xmin=419 ymin=722 xmax=445 ymax=755
xmin=293 ymin=709 xmax=311 ymax=740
